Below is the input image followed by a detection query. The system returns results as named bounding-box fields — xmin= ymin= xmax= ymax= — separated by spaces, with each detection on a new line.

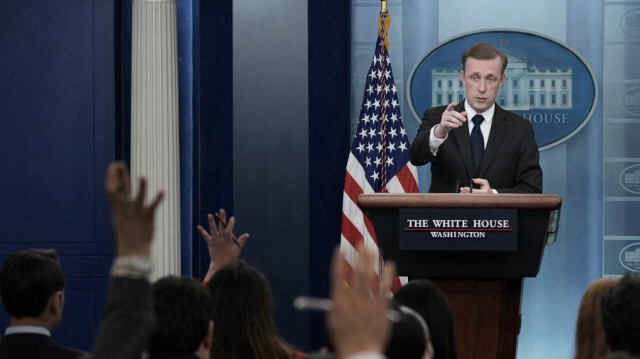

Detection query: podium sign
xmin=359 ymin=193 xmax=561 ymax=278
xmin=399 ymin=208 xmax=517 ymax=251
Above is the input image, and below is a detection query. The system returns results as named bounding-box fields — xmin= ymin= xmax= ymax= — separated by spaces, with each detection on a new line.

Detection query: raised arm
xmin=197 ymin=208 xmax=250 ymax=282
xmin=327 ymin=245 xmax=396 ymax=358
xmin=90 ymin=161 xmax=164 ymax=359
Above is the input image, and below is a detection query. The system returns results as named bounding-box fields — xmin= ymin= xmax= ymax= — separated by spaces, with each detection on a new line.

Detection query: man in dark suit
xmin=410 ymin=42 xmax=542 ymax=194
xmin=0 ymin=249 xmax=85 ymax=359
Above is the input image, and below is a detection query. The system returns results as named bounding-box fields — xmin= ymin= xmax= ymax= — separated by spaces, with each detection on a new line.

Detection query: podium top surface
xmin=358 ymin=193 xmax=562 ymax=210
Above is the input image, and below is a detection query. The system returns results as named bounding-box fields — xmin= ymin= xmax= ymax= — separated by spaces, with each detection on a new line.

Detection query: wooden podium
xmin=358 ymin=193 xmax=562 ymax=359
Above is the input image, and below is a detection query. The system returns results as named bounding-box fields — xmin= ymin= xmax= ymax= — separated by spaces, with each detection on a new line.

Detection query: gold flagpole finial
xmin=378 ymin=0 xmax=391 ymax=49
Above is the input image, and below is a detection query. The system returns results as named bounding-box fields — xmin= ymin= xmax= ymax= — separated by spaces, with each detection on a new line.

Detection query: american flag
xmin=341 ymin=12 xmax=419 ymax=285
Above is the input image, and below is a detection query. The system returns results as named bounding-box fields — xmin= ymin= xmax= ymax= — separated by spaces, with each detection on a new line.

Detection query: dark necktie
xmin=470 ymin=114 xmax=485 ymax=177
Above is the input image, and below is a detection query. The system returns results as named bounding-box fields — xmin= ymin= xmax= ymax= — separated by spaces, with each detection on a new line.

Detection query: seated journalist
xmin=148 ymin=276 xmax=214 ymax=359
xmin=600 ymin=272 xmax=640 ymax=357
xmin=0 ymin=249 xmax=86 ymax=359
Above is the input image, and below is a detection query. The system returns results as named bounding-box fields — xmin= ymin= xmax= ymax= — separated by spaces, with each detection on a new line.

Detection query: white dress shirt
xmin=5 ymin=326 xmax=51 ymax=336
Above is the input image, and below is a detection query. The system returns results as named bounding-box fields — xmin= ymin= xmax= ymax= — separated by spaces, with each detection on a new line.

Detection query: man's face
xmin=460 ymin=56 xmax=505 ymax=113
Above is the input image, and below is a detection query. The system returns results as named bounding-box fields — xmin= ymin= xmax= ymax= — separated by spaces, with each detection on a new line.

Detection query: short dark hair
xmin=601 ymin=272 xmax=640 ymax=355
xmin=461 ymin=42 xmax=508 ymax=74
xmin=385 ymin=303 xmax=427 ymax=359
xmin=0 ymin=249 xmax=66 ymax=319
xmin=394 ymin=279 xmax=457 ymax=359
xmin=148 ymin=275 xmax=214 ymax=355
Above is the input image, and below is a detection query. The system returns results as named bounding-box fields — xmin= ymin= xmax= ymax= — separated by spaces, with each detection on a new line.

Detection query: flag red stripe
xmin=395 ymin=165 xmax=419 ymax=192
xmin=363 ymin=214 xmax=378 ymax=246
xmin=343 ymin=170 xmax=364 ymax=205
xmin=341 ymin=212 xmax=364 ymax=248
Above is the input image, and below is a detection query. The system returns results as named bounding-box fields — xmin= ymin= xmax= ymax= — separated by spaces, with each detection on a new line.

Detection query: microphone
xmin=469 ymin=179 xmax=476 ymax=193
xmin=454 ymin=179 xmax=461 ymax=193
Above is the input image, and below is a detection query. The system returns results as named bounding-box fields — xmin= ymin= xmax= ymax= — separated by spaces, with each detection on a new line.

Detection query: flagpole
xmin=378 ymin=0 xmax=387 ymax=281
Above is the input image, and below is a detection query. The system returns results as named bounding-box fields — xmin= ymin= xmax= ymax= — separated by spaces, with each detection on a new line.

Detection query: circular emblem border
xmin=619 ymin=242 xmax=640 ymax=272
xmin=406 ymin=29 xmax=599 ymax=151
xmin=619 ymin=163 xmax=640 ymax=195
xmin=620 ymin=86 xmax=640 ymax=117
xmin=620 ymin=9 xmax=640 ymax=38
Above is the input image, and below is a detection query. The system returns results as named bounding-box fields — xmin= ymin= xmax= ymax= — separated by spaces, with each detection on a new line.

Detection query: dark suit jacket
xmin=88 ymin=277 xmax=153 ymax=359
xmin=0 ymin=332 xmax=85 ymax=359
xmin=410 ymin=102 xmax=542 ymax=193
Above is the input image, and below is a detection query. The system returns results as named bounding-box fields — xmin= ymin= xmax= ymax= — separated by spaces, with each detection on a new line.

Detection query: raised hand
xmin=104 ymin=161 xmax=164 ymax=256
xmin=197 ymin=208 xmax=250 ymax=281
xmin=327 ymin=245 xmax=396 ymax=357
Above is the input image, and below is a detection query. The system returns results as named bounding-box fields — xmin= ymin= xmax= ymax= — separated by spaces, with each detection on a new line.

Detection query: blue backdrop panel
xmin=604 ymin=122 xmax=640 ymax=158
xmin=603 ymin=1 xmax=640 ymax=279
xmin=176 ymin=0 xmax=194 ymax=276
xmin=193 ymin=0 xmax=235 ymax=279
xmin=232 ymin=0 xmax=310 ymax=349
xmin=308 ymin=0 xmax=352 ymax=349
xmin=0 ymin=0 xmax=117 ymax=351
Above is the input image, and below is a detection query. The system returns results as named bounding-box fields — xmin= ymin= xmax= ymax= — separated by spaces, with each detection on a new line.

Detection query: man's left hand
xmin=459 ymin=178 xmax=493 ymax=194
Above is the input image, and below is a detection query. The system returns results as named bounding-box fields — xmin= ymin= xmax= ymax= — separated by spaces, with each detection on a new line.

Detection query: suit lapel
xmin=479 ymin=105 xmax=510 ymax=177
xmin=451 ymin=102 xmax=474 ymax=177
